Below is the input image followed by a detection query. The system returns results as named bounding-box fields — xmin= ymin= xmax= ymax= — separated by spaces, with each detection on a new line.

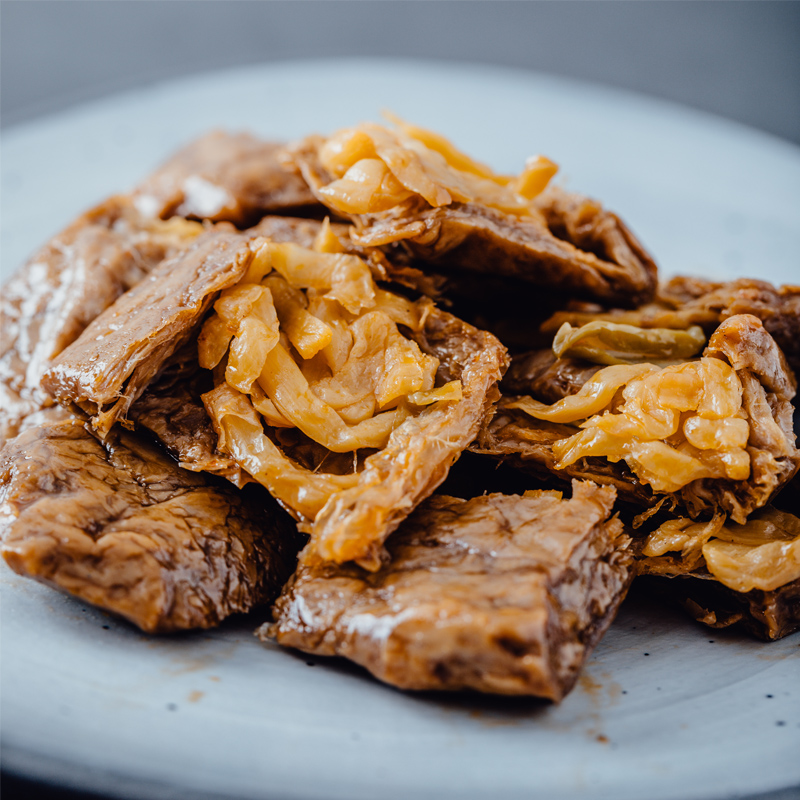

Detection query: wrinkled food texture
xmin=0 ymin=197 xmax=202 ymax=447
xmin=250 ymin=215 xmax=443 ymax=299
xmin=477 ymin=315 xmax=799 ymax=521
xmin=0 ymin=420 xmax=298 ymax=633
xmin=502 ymin=349 xmax=601 ymax=402
xmin=133 ymin=130 xmax=319 ymax=225
xmin=544 ymin=276 xmax=800 ymax=376
xmin=639 ymin=506 xmax=800 ymax=594
xmin=552 ymin=320 xmax=706 ymax=366
xmin=474 ymin=407 xmax=656 ymax=507
xmin=138 ymin=218 xmax=405 ymax=488
xmin=38 ymin=219 xmax=506 ymax=570
xmin=41 ymin=227 xmax=257 ymax=437
xmin=185 ymin=237 xmax=508 ymax=569
xmin=285 ymin=135 xmax=658 ymax=307
xmin=266 ymin=482 xmax=633 ymax=700
xmin=304 ymin=306 xmax=508 ymax=570
xmin=129 ymin=344 xmax=249 ymax=487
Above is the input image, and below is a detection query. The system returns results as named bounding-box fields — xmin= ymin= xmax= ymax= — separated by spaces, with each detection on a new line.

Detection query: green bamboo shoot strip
xmin=552 ymin=320 xmax=706 ymax=365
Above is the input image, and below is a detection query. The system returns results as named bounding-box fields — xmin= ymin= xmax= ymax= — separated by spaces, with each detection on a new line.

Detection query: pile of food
xmin=1 ymin=120 xmax=798 ymax=702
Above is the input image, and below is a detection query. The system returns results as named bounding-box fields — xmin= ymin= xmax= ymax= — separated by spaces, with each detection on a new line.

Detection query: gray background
xmin=2 ymin=0 xmax=800 ymax=145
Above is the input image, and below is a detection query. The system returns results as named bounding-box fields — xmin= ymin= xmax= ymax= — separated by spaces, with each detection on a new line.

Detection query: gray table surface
xmin=1 ymin=3 xmax=799 ymax=799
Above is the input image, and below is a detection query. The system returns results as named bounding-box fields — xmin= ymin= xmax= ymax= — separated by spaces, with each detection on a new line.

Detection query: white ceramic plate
xmin=1 ymin=59 xmax=799 ymax=800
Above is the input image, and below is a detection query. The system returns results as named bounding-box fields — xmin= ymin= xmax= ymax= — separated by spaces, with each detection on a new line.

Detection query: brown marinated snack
xmin=200 ymin=291 xmax=508 ymax=570
xmin=0 ymin=419 xmax=298 ymax=633
xmin=284 ymin=126 xmax=658 ymax=307
xmin=129 ymin=344 xmax=247 ymax=487
xmin=137 ymin=308 xmax=509 ymax=572
xmin=41 ymin=224 xmax=507 ymax=570
xmin=0 ymin=197 xmax=203 ymax=447
xmin=127 ymin=213 xmax=393 ymax=488
xmin=543 ymin=276 xmax=800 ymax=375
xmin=635 ymin=501 xmax=800 ymax=640
xmin=477 ymin=315 xmax=799 ymax=523
xmin=133 ymin=130 xmax=319 ymax=225
xmin=502 ymin=349 xmax=601 ymax=402
xmin=300 ymin=305 xmax=507 ymax=569
xmin=265 ymin=481 xmax=633 ymax=700
xmin=42 ymin=226 xmax=256 ymax=436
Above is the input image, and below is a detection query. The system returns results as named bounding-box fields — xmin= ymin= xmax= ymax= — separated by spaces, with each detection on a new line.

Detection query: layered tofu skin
xmin=1 ymin=118 xmax=798 ymax=704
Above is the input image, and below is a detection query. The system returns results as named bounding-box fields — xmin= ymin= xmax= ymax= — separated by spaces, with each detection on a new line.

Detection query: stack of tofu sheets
xmin=1 ymin=123 xmax=798 ymax=703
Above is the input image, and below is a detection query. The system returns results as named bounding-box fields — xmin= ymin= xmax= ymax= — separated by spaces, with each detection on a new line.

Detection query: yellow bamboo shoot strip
xmin=198 ymin=314 xmax=233 ymax=370
xmin=408 ymin=380 xmax=463 ymax=406
xmin=319 ymin=159 xmax=417 ymax=215
xmin=384 ymin=112 xmax=504 ymax=183
xmin=389 ymin=133 xmax=529 ymax=215
xmin=259 ymin=342 xmax=408 ymax=452
xmin=388 ymin=113 xmax=558 ymax=201
xmin=202 ymin=384 xmax=358 ymax=521
xmin=512 ymin=155 xmax=559 ymax=200
xmin=307 ymin=297 xmax=355 ymax=374
xmin=317 ymin=121 xmax=559 ymax=217
xmin=249 ymin=382 xmax=293 ymax=428
xmin=218 ymin=286 xmax=280 ymax=393
xmin=214 ymin=284 xmax=272 ymax=331
xmin=642 ymin=508 xmax=800 ymax=593
xmin=521 ymin=357 xmax=751 ymax=493
xmin=313 ymin=217 xmax=345 ymax=254
xmin=376 ymin=326 xmax=438 ymax=408
xmin=372 ymin=288 xmax=428 ymax=330
xmin=264 ymin=275 xmax=333 ymax=360
xmin=642 ymin=514 xmax=726 ymax=562
xmin=226 ymin=316 xmax=274 ymax=393
xmin=269 ymin=243 xmax=375 ymax=315
xmin=239 ymin=239 xmax=376 ymax=317
xmin=683 ymin=416 xmax=750 ymax=450
xmin=507 ymin=364 xmax=657 ymax=423
xmin=703 ymin=538 xmax=800 ymax=593
xmin=306 ymin=312 xmax=390 ymax=411
xmin=319 ymin=129 xmax=380 ymax=178
xmin=304 ymin=311 xmax=438 ymax=415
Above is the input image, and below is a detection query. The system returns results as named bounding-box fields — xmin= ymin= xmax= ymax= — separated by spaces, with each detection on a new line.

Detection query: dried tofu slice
xmin=132 ymin=130 xmax=318 ymax=224
xmin=265 ymin=483 xmax=633 ymax=699
xmin=0 ymin=196 xmax=203 ymax=448
xmin=43 ymin=227 xmax=258 ymax=436
xmin=0 ymin=419 xmax=298 ymax=633
xmin=44 ymin=224 xmax=507 ymax=570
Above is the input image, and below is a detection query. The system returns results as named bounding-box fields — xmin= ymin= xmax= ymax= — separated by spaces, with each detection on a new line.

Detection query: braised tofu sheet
xmin=1 ymin=120 xmax=798 ymax=702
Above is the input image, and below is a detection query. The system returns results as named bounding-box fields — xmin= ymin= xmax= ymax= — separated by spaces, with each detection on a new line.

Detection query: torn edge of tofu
xmin=264 ymin=481 xmax=634 ymax=701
